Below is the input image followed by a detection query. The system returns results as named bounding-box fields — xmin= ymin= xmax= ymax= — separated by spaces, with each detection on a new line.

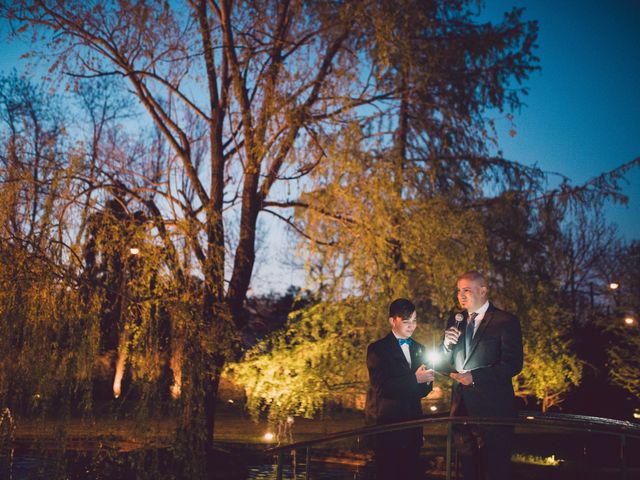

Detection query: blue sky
xmin=1 ymin=1 xmax=639 ymax=293
xmin=483 ymin=0 xmax=640 ymax=238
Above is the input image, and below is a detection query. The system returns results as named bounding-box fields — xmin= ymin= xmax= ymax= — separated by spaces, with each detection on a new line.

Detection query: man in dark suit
xmin=365 ymin=298 xmax=435 ymax=480
xmin=442 ymin=271 xmax=523 ymax=480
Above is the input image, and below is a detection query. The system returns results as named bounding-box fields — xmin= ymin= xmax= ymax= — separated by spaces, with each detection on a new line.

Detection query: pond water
xmin=6 ymin=450 xmax=368 ymax=480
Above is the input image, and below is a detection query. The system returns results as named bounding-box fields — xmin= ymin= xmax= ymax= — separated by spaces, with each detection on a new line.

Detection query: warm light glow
xmin=169 ymin=383 xmax=181 ymax=400
xmin=264 ymin=432 xmax=275 ymax=441
xmin=286 ymin=415 xmax=294 ymax=424
xmin=169 ymin=351 xmax=182 ymax=399
xmin=228 ymin=399 xmax=235 ymax=404
xmin=426 ymin=350 xmax=441 ymax=366
xmin=130 ymin=247 xmax=140 ymax=255
xmin=430 ymin=405 xmax=438 ymax=412
xmin=624 ymin=316 xmax=636 ymax=326
xmin=526 ymin=416 xmax=535 ymax=420
xmin=113 ymin=350 xmax=127 ymax=399
xmin=609 ymin=282 xmax=620 ymax=290
xmin=633 ymin=411 xmax=640 ymax=420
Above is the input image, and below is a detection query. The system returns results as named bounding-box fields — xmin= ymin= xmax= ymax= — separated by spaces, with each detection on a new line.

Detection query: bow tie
xmin=398 ymin=338 xmax=413 ymax=346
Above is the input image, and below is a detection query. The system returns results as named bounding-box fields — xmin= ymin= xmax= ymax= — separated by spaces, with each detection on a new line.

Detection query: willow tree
xmin=227 ymin=1 xmax=540 ymax=420
xmin=6 ymin=0 xmax=489 ymax=473
xmin=0 ymin=73 xmax=101 ymax=414
xmin=228 ymin=0 xmax=637 ymax=420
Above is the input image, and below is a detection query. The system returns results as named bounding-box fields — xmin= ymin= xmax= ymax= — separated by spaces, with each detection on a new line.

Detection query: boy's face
xmin=389 ymin=311 xmax=417 ymax=339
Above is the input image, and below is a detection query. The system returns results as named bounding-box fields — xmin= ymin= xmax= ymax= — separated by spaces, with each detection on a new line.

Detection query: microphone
xmin=454 ymin=313 xmax=464 ymax=331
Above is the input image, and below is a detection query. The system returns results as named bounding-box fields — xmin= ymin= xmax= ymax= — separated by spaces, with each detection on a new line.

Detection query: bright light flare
xmin=130 ymin=247 xmax=140 ymax=255
xmin=429 ymin=405 xmax=438 ymax=412
xmin=624 ymin=316 xmax=636 ymax=326
xmin=609 ymin=282 xmax=620 ymax=290
xmin=426 ymin=350 xmax=442 ymax=366
xmin=264 ymin=432 xmax=275 ymax=442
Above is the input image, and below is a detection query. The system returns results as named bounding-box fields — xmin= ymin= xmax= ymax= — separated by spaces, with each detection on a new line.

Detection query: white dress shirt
xmin=393 ymin=332 xmax=411 ymax=367
xmin=467 ymin=300 xmax=490 ymax=338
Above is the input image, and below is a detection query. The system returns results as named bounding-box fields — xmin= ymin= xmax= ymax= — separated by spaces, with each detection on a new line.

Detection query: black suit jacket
xmin=365 ymin=333 xmax=432 ymax=427
xmin=443 ymin=303 xmax=523 ymax=418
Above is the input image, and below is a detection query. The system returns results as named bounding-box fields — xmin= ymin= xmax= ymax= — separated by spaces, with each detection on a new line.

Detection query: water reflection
xmin=9 ymin=451 xmax=367 ymax=480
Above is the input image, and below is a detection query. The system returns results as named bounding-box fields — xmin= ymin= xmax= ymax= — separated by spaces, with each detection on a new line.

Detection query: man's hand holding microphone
xmin=443 ymin=313 xmax=464 ymax=350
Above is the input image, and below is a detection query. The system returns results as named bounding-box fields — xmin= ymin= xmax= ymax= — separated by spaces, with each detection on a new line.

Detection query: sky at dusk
xmin=482 ymin=0 xmax=640 ymax=237
xmin=1 ymin=1 xmax=639 ymax=294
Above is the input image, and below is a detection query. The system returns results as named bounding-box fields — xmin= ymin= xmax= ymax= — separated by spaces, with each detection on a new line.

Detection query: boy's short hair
xmin=389 ymin=298 xmax=416 ymax=320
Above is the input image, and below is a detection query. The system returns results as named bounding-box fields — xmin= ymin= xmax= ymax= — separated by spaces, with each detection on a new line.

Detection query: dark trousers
xmin=373 ymin=427 xmax=423 ymax=480
xmin=453 ymin=422 xmax=513 ymax=480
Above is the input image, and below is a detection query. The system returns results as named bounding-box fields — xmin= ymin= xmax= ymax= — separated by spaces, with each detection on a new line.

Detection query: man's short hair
xmin=458 ymin=270 xmax=487 ymax=286
xmin=389 ymin=298 xmax=416 ymax=320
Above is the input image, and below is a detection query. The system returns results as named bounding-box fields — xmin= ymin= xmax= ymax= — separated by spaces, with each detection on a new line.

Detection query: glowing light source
xmin=130 ymin=247 xmax=140 ymax=255
xmin=430 ymin=405 xmax=438 ymax=412
xmin=228 ymin=399 xmax=235 ymax=404
xmin=624 ymin=316 xmax=636 ymax=326
xmin=633 ymin=411 xmax=640 ymax=420
xmin=264 ymin=432 xmax=275 ymax=441
xmin=609 ymin=282 xmax=620 ymax=290
xmin=526 ymin=416 xmax=535 ymax=420
xmin=169 ymin=383 xmax=181 ymax=400
xmin=426 ymin=350 xmax=441 ymax=366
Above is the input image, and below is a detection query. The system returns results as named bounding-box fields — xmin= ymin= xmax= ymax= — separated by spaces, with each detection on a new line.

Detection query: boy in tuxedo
xmin=365 ymin=298 xmax=435 ymax=479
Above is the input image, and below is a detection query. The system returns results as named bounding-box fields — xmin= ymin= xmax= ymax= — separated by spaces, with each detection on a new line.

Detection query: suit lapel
xmin=410 ymin=341 xmax=423 ymax=370
xmin=463 ymin=304 xmax=494 ymax=368
xmin=386 ymin=333 xmax=410 ymax=369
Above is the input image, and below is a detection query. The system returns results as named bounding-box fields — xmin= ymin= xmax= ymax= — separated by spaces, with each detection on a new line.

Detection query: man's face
xmin=457 ymin=277 xmax=488 ymax=312
xmin=389 ymin=311 xmax=417 ymax=339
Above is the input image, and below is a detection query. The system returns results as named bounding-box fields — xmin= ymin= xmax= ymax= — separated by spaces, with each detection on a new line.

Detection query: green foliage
xmin=226 ymin=298 xmax=377 ymax=422
xmin=514 ymin=286 xmax=583 ymax=412
xmin=296 ymin=124 xmax=490 ymax=306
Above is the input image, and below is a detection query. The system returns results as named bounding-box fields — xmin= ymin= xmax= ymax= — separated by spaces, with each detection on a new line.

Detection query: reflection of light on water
xmin=512 ymin=453 xmax=563 ymax=467
xmin=247 ymin=462 xmax=367 ymax=479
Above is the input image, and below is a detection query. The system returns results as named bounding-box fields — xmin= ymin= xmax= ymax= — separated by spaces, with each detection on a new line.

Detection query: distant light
xmin=130 ymin=247 xmax=140 ymax=255
xmin=624 ymin=316 xmax=636 ymax=326
xmin=264 ymin=432 xmax=275 ymax=441
xmin=430 ymin=405 xmax=438 ymax=412
xmin=609 ymin=282 xmax=620 ymax=290
xmin=228 ymin=399 xmax=234 ymax=404
xmin=633 ymin=412 xmax=640 ymax=420
xmin=526 ymin=416 xmax=535 ymax=420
